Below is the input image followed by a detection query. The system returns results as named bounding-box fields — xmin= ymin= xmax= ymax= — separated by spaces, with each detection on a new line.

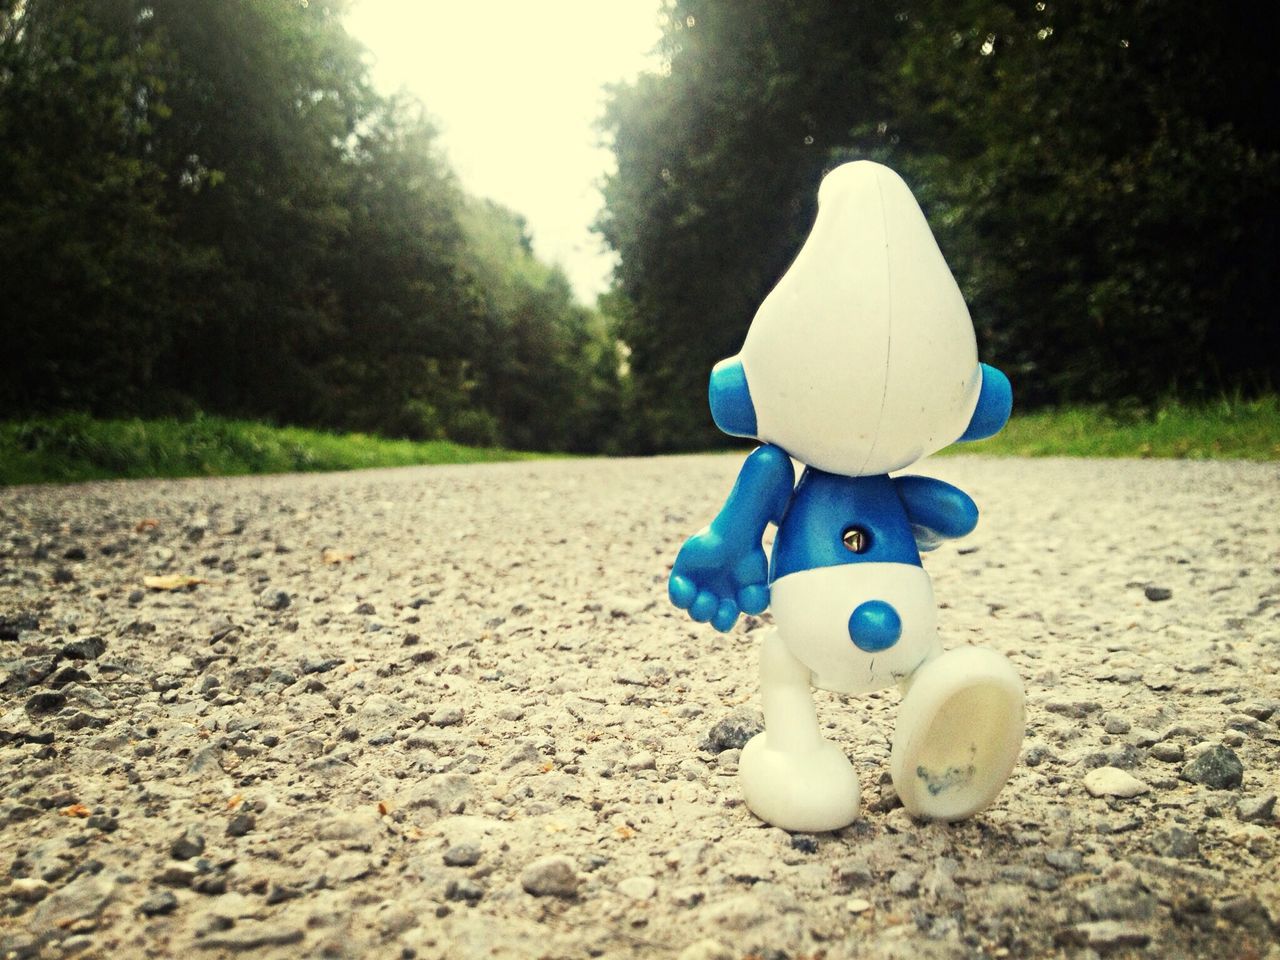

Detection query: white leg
xmin=890 ymin=646 xmax=1025 ymax=821
xmin=738 ymin=629 xmax=862 ymax=832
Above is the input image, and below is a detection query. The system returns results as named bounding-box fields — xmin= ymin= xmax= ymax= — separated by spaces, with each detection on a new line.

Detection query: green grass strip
xmin=0 ymin=413 xmax=541 ymax=485
xmin=940 ymin=395 xmax=1280 ymax=461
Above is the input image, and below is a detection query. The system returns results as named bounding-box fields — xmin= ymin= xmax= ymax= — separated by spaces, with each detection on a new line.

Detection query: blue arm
xmin=894 ymin=475 xmax=978 ymax=552
xmin=669 ymin=444 xmax=795 ymax=632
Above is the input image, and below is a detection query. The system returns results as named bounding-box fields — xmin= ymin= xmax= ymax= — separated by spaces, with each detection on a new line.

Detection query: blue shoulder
xmin=893 ymin=475 xmax=978 ymax=550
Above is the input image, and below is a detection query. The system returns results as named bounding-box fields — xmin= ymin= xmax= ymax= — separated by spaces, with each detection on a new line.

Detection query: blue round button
xmin=848 ymin=600 xmax=902 ymax=652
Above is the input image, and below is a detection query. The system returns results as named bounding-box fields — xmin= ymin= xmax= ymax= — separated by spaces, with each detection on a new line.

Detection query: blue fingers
xmin=738 ymin=583 xmax=769 ymax=615
xmin=690 ymin=591 xmax=718 ymax=623
xmin=669 ymin=574 xmax=697 ymax=609
xmin=712 ymin=598 xmax=740 ymax=633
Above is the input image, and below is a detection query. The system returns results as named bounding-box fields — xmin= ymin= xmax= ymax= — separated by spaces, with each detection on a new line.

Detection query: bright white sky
xmin=343 ymin=1 xmax=664 ymax=305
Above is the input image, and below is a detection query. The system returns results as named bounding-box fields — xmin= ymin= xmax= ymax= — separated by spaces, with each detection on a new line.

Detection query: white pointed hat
xmin=718 ymin=161 xmax=982 ymax=476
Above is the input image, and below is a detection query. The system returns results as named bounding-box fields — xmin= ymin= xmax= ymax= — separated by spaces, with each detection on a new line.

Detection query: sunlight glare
xmin=343 ymin=0 xmax=664 ymax=304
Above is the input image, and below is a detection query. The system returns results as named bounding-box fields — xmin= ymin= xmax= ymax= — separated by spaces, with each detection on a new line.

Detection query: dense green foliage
xmin=0 ymin=0 xmax=620 ymax=451
xmin=0 ymin=414 xmax=537 ymax=486
xmin=599 ymin=0 xmax=1280 ymax=451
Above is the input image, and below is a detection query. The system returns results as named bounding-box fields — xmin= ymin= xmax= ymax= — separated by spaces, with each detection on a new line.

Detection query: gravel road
xmin=2 ymin=455 xmax=1278 ymax=960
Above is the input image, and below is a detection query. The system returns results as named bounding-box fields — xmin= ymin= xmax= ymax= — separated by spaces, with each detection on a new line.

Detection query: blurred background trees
xmin=600 ymin=0 xmax=1280 ymax=450
xmin=1 ymin=0 xmax=622 ymax=451
xmin=2 ymin=0 xmax=1276 ymax=454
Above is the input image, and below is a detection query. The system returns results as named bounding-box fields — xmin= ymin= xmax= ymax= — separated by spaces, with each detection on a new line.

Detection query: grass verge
xmin=939 ymin=395 xmax=1280 ymax=460
xmin=0 ymin=413 xmax=542 ymax=486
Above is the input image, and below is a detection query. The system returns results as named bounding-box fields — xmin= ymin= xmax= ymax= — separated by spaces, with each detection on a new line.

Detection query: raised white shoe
xmin=890 ymin=646 xmax=1024 ymax=820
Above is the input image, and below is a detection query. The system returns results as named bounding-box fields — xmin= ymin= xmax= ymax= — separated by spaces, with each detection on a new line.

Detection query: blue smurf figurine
xmin=669 ymin=161 xmax=1024 ymax=832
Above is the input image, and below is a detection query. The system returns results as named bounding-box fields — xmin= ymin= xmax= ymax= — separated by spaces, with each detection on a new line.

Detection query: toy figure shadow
xmin=669 ymin=161 xmax=1024 ymax=832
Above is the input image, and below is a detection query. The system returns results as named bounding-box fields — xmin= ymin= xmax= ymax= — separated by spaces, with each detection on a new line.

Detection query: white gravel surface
xmin=1 ymin=455 xmax=1278 ymax=959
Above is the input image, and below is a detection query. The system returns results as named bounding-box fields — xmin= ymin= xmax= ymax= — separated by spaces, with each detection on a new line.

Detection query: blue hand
xmin=669 ymin=528 xmax=771 ymax=633
xmin=668 ymin=444 xmax=793 ymax=633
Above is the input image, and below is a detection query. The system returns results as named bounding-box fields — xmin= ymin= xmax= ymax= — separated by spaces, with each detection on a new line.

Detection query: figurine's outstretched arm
xmin=669 ymin=444 xmax=794 ymax=632
xmin=894 ymin=476 xmax=979 ymax=553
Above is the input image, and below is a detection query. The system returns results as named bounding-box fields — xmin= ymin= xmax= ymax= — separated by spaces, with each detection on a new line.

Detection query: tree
xmin=0 ymin=0 xmax=181 ymax=413
xmin=597 ymin=0 xmax=903 ymax=451
xmin=885 ymin=0 xmax=1280 ymax=404
xmin=145 ymin=0 xmax=368 ymax=420
xmin=462 ymin=198 xmax=625 ymax=451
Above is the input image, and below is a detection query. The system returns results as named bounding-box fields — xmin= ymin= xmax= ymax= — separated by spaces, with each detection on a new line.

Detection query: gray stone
xmin=617 ymin=876 xmax=658 ymax=900
xmin=430 ymin=706 xmax=465 ymax=727
xmin=700 ymin=710 xmax=763 ymax=754
xmin=1149 ymin=741 xmax=1184 ymax=763
xmin=155 ymin=864 xmax=199 ymax=887
xmin=1103 ymin=716 xmax=1131 ymax=735
xmin=138 ymin=891 xmax=179 ymax=916
xmin=226 ymin=812 xmax=255 ymax=837
xmin=1181 ymin=745 xmax=1243 ymax=789
xmin=887 ymin=870 xmax=919 ymax=896
xmin=186 ymin=746 xmax=224 ymax=777
xmin=1236 ymin=794 xmax=1276 ymax=824
xmin=170 ymin=827 xmax=205 ymax=860
xmin=257 ymin=589 xmax=291 ymax=611
xmin=8 ymin=877 xmax=51 ymax=902
xmin=443 ymin=843 xmax=482 ymax=867
xmin=1083 ymin=766 xmax=1149 ymax=798
xmin=1144 ymin=585 xmax=1173 ymax=602
xmin=1076 ymin=882 xmax=1156 ymax=922
xmin=195 ymin=921 xmax=304 ymax=951
xmin=30 ymin=873 xmax=116 ymax=935
xmin=1150 ymin=826 xmax=1199 ymax=859
xmin=59 ymin=636 xmax=106 ymax=661
xmin=1045 ymin=700 xmax=1101 ymax=718
xmin=406 ymin=774 xmax=473 ymax=819
xmin=520 ymin=855 xmax=580 ymax=898
xmin=301 ymin=656 xmax=343 ymax=675
xmin=1058 ymin=921 xmax=1151 ymax=952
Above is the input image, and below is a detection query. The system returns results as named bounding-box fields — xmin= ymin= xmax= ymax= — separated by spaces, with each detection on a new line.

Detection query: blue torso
xmin=769 ymin=469 xmax=922 ymax=583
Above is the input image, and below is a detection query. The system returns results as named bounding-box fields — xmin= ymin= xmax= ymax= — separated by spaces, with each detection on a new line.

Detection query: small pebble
xmin=1181 ymin=745 xmax=1243 ymax=790
xmin=1084 ymin=767 xmax=1150 ymax=798
xmin=677 ymin=941 xmax=734 ymax=960
xmin=1150 ymin=826 xmax=1199 ymax=859
xmin=430 ymin=707 xmax=465 ymax=727
xmin=257 ymin=589 xmax=291 ymax=611
xmin=443 ymin=844 xmax=482 ymax=868
xmin=1144 ymin=586 xmax=1173 ymax=602
xmin=226 ymin=813 xmax=256 ymax=837
xmin=520 ymin=855 xmax=580 ymax=898
xmin=9 ymin=878 xmax=51 ymax=902
xmin=1236 ymin=794 xmax=1276 ymax=824
xmin=1103 ymin=716 xmax=1131 ymax=735
xmin=617 ymin=876 xmax=658 ymax=900
xmin=138 ymin=891 xmax=179 ymax=916
xmin=700 ymin=711 xmax=763 ymax=753
xmin=170 ymin=828 xmax=205 ymax=861
xmin=1150 ymin=742 xmax=1185 ymax=763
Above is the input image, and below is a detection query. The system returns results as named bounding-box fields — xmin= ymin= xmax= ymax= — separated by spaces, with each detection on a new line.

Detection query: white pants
xmin=770 ymin=562 xmax=942 ymax=696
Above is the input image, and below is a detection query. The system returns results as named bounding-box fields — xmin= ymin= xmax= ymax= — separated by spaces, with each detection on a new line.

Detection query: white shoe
xmin=739 ymin=732 xmax=862 ymax=832
xmin=890 ymin=646 xmax=1024 ymax=821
